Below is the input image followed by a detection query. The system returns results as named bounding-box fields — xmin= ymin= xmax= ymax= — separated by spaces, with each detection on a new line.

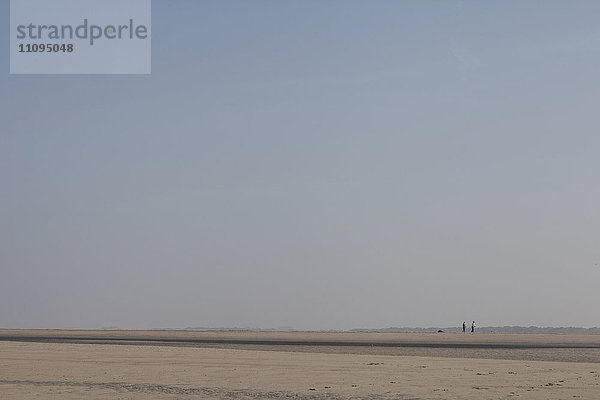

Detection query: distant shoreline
xmin=3 ymin=326 xmax=600 ymax=334
xmin=2 ymin=329 xmax=600 ymax=363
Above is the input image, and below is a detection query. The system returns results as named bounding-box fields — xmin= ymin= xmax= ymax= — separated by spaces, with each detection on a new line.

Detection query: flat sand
xmin=1 ymin=330 xmax=600 ymax=399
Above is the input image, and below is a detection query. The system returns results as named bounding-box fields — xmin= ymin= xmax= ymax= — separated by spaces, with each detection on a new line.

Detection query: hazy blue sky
xmin=2 ymin=0 xmax=600 ymax=329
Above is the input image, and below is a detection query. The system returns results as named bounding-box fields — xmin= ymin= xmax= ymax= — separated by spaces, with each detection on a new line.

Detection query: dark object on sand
xmin=437 ymin=330 xmax=444 ymax=333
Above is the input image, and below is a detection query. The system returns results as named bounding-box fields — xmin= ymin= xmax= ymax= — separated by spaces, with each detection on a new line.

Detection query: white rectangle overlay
xmin=10 ymin=0 xmax=151 ymax=74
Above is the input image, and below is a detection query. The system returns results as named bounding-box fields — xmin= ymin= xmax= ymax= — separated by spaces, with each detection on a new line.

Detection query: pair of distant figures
xmin=462 ymin=321 xmax=475 ymax=333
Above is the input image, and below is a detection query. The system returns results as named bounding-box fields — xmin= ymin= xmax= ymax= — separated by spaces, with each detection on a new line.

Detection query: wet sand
xmin=1 ymin=330 xmax=600 ymax=399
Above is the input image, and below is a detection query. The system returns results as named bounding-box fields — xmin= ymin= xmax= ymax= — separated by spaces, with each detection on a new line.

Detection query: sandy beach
xmin=5 ymin=1 xmax=600 ymax=398
xmin=1 ymin=330 xmax=600 ymax=399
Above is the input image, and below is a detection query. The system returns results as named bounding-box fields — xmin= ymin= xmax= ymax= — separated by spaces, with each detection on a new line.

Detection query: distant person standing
xmin=471 ymin=321 xmax=475 ymax=333
xmin=462 ymin=321 xmax=466 ymax=333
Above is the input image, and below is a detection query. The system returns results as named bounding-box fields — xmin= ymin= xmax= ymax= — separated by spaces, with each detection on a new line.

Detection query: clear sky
xmin=1 ymin=0 xmax=600 ymax=330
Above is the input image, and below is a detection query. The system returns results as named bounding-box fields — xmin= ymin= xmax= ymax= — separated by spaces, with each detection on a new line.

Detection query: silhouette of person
xmin=471 ymin=321 xmax=475 ymax=333
xmin=462 ymin=321 xmax=466 ymax=333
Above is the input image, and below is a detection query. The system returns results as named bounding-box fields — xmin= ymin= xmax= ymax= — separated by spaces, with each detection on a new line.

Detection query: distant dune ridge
xmin=351 ymin=326 xmax=600 ymax=334
xmin=179 ymin=326 xmax=600 ymax=334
